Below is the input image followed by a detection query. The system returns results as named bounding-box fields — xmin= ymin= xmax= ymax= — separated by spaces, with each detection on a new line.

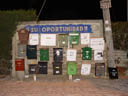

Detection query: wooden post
xmin=100 ymin=0 xmax=116 ymax=67
xmin=69 ymin=75 xmax=73 ymax=80
xmin=127 ymin=0 xmax=128 ymax=21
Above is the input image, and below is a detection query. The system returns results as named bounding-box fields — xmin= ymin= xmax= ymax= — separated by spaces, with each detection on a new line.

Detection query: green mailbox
xmin=69 ymin=32 xmax=79 ymax=45
xmin=40 ymin=49 xmax=49 ymax=61
xmin=67 ymin=62 xmax=77 ymax=75
xmin=59 ymin=34 xmax=68 ymax=47
xmin=82 ymin=47 xmax=92 ymax=60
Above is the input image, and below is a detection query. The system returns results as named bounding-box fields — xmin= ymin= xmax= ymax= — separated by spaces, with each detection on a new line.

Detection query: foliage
xmin=112 ymin=22 xmax=128 ymax=50
xmin=0 ymin=10 xmax=36 ymax=74
xmin=0 ymin=10 xmax=36 ymax=59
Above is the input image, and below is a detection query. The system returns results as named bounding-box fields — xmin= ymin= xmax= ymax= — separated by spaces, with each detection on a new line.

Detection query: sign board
xmin=24 ymin=24 xmax=92 ymax=34
xmin=94 ymin=50 xmax=104 ymax=60
xmin=67 ymin=49 xmax=77 ymax=61
xmin=29 ymin=34 xmax=39 ymax=45
xmin=81 ymin=64 xmax=91 ymax=75
xmin=40 ymin=34 xmax=56 ymax=46
xmin=90 ymin=38 xmax=105 ymax=50
xmin=80 ymin=33 xmax=90 ymax=45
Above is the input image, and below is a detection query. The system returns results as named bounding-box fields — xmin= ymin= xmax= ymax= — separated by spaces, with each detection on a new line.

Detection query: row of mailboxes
xmin=15 ymin=59 xmax=105 ymax=76
xmin=59 ymin=33 xmax=80 ymax=46
xmin=67 ymin=62 xmax=105 ymax=76
xmin=29 ymin=62 xmax=48 ymax=74
xmin=18 ymin=44 xmax=93 ymax=61
xmin=18 ymin=30 xmax=80 ymax=47
xmin=29 ymin=62 xmax=62 ymax=75
xmin=17 ymin=45 xmax=63 ymax=61
xmin=28 ymin=62 xmax=77 ymax=75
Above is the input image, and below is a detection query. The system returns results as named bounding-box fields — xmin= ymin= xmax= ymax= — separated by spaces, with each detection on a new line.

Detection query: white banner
xmin=40 ymin=34 xmax=56 ymax=46
xmin=90 ymin=38 xmax=104 ymax=50
xmin=29 ymin=34 xmax=39 ymax=45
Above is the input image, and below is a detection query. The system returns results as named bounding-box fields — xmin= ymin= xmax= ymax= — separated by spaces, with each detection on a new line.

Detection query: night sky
xmin=0 ymin=0 xmax=127 ymax=21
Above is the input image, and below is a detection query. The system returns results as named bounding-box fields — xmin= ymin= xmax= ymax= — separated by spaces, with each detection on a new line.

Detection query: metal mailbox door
xmin=15 ymin=59 xmax=24 ymax=71
xmin=69 ymin=33 xmax=79 ymax=45
xmin=58 ymin=34 xmax=68 ymax=47
xmin=26 ymin=45 xmax=37 ymax=59
xmin=40 ymin=49 xmax=49 ymax=61
xmin=53 ymin=64 xmax=62 ymax=75
xmin=38 ymin=62 xmax=48 ymax=74
xmin=67 ymin=62 xmax=77 ymax=75
xmin=18 ymin=29 xmax=29 ymax=44
xmin=29 ymin=64 xmax=37 ymax=74
xmin=17 ymin=44 xmax=26 ymax=57
xmin=108 ymin=67 xmax=118 ymax=79
xmin=82 ymin=47 xmax=92 ymax=60
xmin=53 ymin=48 xmax=63 ymax=62
xmin=95 ymin=63 xmax=105 ymax=76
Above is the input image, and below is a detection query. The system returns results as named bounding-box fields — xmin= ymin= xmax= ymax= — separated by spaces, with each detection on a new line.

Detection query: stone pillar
xmin=100 ymin=0 xmax=116 ymax=67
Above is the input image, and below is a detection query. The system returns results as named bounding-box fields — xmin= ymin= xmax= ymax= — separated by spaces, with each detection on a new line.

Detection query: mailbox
xmin=40 ymin=48 xmax=49 ymax=61
xmin=69 ymin=32 xmax=79 ymax=45
xmin=82 ymin=47 xmax=92 ymax=60
xmin=58 ymin=34 xmax=68 ymax=47
xmin=95 ymin=63 xmax=105 ymax=76
xmin=26 ymin=45 xmax=37 ymax=59
xmin=67 ymin=62 xmax=77 ymax=75
xmin=53 ymin=62 xmax=62 ymax=75
xmin=38 ymin=62 xmax=48 ymax=74
xmin=17 ymin=44 xmax=26 ymax=58
xmin=53 ymin=48 xmax=63 ymax=62
xmin=18 ymin=28 xmax=29 ymax=44
xmin=108 ymin=67 xmax=118 ymax=79
xmin=15 ymin=59 xmax=24 ymax=71
xmin=29 ymin=64 xmax=37 ymax=74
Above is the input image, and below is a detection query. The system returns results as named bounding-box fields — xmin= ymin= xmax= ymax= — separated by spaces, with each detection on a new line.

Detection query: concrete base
xmin=16 ymin=71 xmax=25 ymax=80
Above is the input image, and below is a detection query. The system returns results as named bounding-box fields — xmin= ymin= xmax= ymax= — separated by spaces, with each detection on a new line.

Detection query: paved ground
xmin=0 ymin=75 xmax=128 ymax=96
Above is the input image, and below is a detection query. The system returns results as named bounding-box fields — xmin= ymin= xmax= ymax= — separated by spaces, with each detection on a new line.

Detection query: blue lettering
xmin=24 ymin=24 xmax=92 ymax=34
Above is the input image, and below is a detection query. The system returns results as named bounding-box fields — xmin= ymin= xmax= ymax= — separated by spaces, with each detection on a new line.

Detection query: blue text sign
xmin=24 ymin=24 xmax=92 ymax=34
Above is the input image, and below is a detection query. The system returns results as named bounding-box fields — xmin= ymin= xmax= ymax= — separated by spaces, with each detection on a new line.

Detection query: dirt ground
xmin=0 ymin=75 xmax=128 ymax=96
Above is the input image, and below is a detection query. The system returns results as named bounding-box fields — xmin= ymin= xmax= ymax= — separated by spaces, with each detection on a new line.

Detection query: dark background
xmin=0 ymin=0 xmax=127 ymax=21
